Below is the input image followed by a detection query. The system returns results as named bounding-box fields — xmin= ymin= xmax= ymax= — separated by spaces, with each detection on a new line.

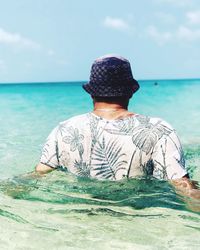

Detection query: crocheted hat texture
xmin=83 ymin=55 xmax=139 ymax=97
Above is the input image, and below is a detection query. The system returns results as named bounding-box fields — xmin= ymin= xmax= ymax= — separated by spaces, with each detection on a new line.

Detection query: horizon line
xmin=0 ymin=77 xmax=200 ymax=85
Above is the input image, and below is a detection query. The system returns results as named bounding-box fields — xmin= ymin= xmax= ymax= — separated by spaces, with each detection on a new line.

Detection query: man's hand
xmin=35 ymin=163 xmax=55 ymax=174
xmin=171 ymin=176 xmax=199 ymax=196
xmin=171 ymin=176 xmax=200 ymax=212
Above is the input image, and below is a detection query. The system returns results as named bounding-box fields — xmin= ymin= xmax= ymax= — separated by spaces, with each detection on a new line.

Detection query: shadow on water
xmin=0 ymin=171 xmax=188 ymax=213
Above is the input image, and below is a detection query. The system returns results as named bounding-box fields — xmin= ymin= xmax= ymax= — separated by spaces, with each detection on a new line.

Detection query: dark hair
xmin=93 ymin=96 xmax=130 ymax=109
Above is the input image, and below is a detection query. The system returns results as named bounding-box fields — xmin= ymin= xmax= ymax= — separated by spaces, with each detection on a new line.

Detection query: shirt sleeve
xmin=40 ymin=126 xmax=60 ymax=168
xmin=152 ymin=130 xmax=187 ymax=180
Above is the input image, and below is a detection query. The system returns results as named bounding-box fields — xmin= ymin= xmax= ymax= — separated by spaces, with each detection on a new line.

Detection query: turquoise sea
xmin=0 ymin=79 xmax=200 ymax=249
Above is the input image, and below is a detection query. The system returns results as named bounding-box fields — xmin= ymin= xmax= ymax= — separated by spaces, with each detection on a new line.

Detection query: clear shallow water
xmin=0 ymin=80 xmax=200 ymax=249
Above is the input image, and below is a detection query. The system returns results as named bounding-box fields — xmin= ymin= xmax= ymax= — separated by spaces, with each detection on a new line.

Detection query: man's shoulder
xmin=135 ymin=114 xmax=174 ymax=130
xmin=58 ymin=113 xmax=89 ymax=128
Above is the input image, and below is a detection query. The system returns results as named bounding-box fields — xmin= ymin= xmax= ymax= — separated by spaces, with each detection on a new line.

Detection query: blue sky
xmin=0 ymin=0 xmax=200 ymax=83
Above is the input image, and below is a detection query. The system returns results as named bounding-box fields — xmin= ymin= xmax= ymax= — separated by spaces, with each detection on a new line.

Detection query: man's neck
xmin=93 ymin=102 xmax=127 ymax=111
xmin=92 ymin=102 xmax=134 ymax=120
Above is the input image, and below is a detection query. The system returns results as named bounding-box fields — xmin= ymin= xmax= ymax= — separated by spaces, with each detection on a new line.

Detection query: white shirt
xmin=40 ymin=113 xmax=187 ymax=180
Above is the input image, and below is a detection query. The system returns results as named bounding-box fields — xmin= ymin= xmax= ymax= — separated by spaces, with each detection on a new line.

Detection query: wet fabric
xmin=40 ymin=113 xmax=187 ymax=180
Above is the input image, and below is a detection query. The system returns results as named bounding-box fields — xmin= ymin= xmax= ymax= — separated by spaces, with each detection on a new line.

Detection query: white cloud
xmin=47 ymin=49 xmax=56 ymax=56
xmin=147 ymin=24 xmax=200 ymax=44
xmin=146 ymin=25 xmax=172 ymax=45
xmin=154 ymin=0 xmax=193 ymax=7
xmin=186 ymin=10 xmax=200 ymax=24
xmin=177 ymin=26 xmax=200 ymax=41
xmin=0 ymin=27 xmax=41 ymax=49
xmin=103 ymin=16 xmax=130 ymax=31
xmin=155 ymin=12 xmax=176 ymax=24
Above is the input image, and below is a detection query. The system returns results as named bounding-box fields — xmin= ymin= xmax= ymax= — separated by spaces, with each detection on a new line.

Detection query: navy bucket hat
xmin=82 ymin=55 xmax=139 ymax=98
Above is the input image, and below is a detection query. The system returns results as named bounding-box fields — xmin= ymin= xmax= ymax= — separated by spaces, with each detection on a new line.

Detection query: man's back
xmin=36 ymin=54 xmax=199 ymax=210
xmin=40 ymin=113 xmax=187 ymax=180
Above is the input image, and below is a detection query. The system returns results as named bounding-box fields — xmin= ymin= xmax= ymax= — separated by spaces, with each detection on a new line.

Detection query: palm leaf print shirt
xmin=40 ymin=113 xmax=187 ymax=180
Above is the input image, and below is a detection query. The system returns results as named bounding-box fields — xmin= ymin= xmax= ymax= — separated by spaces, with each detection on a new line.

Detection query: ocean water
xmin=0 ymin=80 xmax=200 ymax=249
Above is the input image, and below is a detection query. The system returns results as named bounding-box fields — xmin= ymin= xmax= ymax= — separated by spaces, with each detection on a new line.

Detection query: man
xmin=36 ymin=55 xmax=199 ymax=201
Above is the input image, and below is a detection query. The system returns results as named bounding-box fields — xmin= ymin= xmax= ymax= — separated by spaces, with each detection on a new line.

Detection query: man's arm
xmin=35 ymin=163 xmax=55 ymax=174
xmin=150 ymin=125 xmax=200 ymax=210
xmin=37 ymin=126 xmax=60 ymax=174
xmin=171 ymin=175 xmax=200 ymax=199
xmin=171 ymin=175 xmax=200 ymax=212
